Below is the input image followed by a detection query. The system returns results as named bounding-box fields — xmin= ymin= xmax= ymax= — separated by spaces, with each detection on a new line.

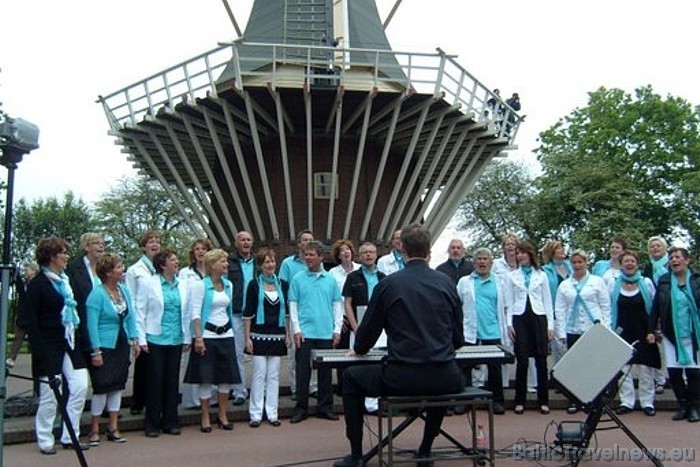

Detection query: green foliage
xmin=92 ymin=175 xmax=203 ymax=264
xmin=535 ymin=85 xmax=700 ymax=258
xmin=10 ymin=191 xmax=96 ymax=264
xmin=455 ymin=159 xmax=542 ymax=254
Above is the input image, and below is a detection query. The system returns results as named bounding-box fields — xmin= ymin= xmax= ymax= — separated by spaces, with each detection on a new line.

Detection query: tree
xmin=10 ymin=191 xmax=96 ymax=264
xmin=455 ymin=159 xmax=542 ymax=254
xmin=93 ymin=175 xmax=203 ymax=264
xmin=535 ymin=86 xmax=700 ymax=257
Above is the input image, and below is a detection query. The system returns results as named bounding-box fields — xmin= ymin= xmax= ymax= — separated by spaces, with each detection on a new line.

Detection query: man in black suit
xmin=334 ymin=224 xmax=465 ymax=467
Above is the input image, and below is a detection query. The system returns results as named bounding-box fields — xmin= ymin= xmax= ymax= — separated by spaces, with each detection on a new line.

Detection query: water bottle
xmin=476 ymin=423 xmax=486 ymax=448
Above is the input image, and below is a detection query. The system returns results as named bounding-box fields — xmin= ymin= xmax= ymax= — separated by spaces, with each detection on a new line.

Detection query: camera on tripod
xmin=0 ymin=116 xmax=40 ymax=166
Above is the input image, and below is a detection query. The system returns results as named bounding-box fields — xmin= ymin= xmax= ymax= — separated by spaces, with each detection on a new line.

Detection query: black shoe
xmin=687 ymin=407 xmax=700 ymax=423
xmin=643 ymin=406 xmax=656 ymax=417
xmin=493 ymin=402 xmax=505 ymax=415
xmin=40 ymin=446 xmax=57 ymax=455
xmin=413 ymin=452 xmax=435 ymax=467
xmin=105 ymin=428 xmax=127 ymax=443
xmin=444 ymin=408 xmax=454 ymax=416
xmin=61 ymin=442 xmax=90 ymax=451
xmin=200 ymin=425 xmax=212 ymax=433
xmin=163 ymin=427 xmax=181 ymax=435
xmin=453 ymin=405 xmax=466 ymax=415
xmin=615 ymin=405 xmax=633 ymax=415
xmin=317 ymin=410 xmax=339 ymax=421
xmin=233 ymin=395 xmax=246 ymax=406
xmin=290 ymin=410 xmax=307 ymax=424
xmin=145 ymin=430 xmax=160 ymax=438
xmin=332 ymin=455 xmax=366 ymax=467
xmin=672 ymin=407 xmax=689 ymax=421
xmin=249 ymin=420 xmax=261 ymax=428
xmin=309 ymin=390 xmax=318 ymax=399
xmin=217 ymin=420 xmax=234 ymax=430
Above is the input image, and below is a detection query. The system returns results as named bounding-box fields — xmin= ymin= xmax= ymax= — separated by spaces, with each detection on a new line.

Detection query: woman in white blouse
xmin=505 ymin=241 xmax=554 ymax=415
xmin=177 ymin=238 xmax=213 ymax=410
xmin=555 ymin=249 xmax=611 ymax=412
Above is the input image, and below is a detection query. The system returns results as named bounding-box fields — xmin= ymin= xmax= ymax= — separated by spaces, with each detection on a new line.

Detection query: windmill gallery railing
xmin=98 ymin=41 xmax=522 ymax=141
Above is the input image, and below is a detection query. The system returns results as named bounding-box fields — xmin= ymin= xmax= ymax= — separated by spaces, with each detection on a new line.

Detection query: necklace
xmin=105 ymin=285 xmax=122 ymax=304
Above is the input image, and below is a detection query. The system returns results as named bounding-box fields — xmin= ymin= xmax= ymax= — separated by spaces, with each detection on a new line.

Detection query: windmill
xmin=98 ymin=0 xmax=522 ymax=253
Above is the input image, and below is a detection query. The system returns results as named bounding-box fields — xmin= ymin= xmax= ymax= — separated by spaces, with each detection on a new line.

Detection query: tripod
xmin=553 ymin=368 xmax=664 ymax=467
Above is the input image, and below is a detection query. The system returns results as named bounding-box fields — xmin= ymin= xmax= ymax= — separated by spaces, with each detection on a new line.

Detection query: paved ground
xmin=4 ymin=354 xmax=700 ymax=466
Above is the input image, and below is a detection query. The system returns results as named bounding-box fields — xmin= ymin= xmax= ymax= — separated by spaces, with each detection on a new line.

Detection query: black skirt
xmin=512 ymin=299 xmax=549 ymax=358
xmin=184 ymin=336 xmax=241 ymax=385
xmin=89 ymin=328 xmax=131 ymax=394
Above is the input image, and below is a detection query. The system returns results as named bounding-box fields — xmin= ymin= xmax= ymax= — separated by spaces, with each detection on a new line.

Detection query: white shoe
xmin=6 ymin=358 xmax=15 ymax=368
xmin=527 ymin=387 xmax=536 ymax=393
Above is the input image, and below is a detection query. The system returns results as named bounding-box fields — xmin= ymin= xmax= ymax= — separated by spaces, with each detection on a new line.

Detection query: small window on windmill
xmin=314 ymin=172 xmax=338 ymax=199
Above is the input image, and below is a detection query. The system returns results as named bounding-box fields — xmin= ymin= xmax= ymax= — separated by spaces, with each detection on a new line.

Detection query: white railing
xmin=98 ymin=42 xmax=522 ymax=141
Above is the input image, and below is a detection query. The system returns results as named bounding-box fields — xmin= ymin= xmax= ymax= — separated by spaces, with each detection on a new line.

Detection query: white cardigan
xmin=135 ymin=274 xmax=189 ymax=345
xmin=505 ymin=268 xmax=554 ymax=330
xmin=457 ymin=273 xmax=507 ymax=344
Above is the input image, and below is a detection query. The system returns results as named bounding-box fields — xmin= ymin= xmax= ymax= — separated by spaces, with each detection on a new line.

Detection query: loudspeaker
xmin=551 ymin=324 xmax=633 ymax=404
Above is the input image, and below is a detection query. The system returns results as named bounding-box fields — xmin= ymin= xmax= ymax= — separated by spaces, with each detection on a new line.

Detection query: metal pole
xmin=0 ymin=162 xmax=17 ymax=466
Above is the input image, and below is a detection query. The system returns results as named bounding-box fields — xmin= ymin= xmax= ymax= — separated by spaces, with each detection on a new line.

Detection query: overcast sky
xmin=2 ymin=0 xmax=699 ymax=257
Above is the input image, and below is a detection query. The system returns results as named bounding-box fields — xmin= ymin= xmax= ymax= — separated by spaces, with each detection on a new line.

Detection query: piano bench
xmin=377 ymin=387 xmax=494 ymax=466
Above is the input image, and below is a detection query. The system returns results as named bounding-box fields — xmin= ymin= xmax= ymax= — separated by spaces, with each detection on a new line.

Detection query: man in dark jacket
xmin=334 ymin=224 xmax=465 ymax=467
xmin=435 ymin=238 xmax=473 ymax=285
xmin=227 ymin=231 xmax=254 ymax=405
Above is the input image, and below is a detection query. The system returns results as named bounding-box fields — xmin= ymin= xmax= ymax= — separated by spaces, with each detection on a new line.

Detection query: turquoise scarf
xmin=521 ymin=266 xmax=532 ymax=289
xmin=566 ymin=274 xmax=600 ymax=330
xmin=670 ymin=270 xmax=700 ymax=365
xmin=611 ymin=271 xmax=652 ymax=330
xmin=256 ymin=274 xmax=286 ymax=327
xmin=43 ymin=268 xmax=80 ymax=349
xmin=650 ymin=254 xmax=668 ymax=285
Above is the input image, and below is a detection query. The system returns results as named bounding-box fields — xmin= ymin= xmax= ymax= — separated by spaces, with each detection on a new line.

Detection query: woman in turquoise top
xmin=137 ymin=248 xmax=189 ymax=437
xmin=184 ymin=249 xmax=241 ymax=432
xmin=86 ymin=253 xmax=139 ymax=445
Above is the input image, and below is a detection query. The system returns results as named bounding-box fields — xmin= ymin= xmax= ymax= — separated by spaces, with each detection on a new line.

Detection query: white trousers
xmin=249 ymin=355 xmax=280 ymax=422
xmin=619 ymin=364 xmax=655 ymax=409
xmin=90 ymin=391 xmax=122 ymax=415
xmin=36 ymin=354 xmax=88 ymax=449
xmin=232 ymin=315 xmax=248 ymax=398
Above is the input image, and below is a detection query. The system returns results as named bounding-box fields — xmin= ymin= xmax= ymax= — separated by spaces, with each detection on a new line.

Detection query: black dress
xmin=617 ymin=292 xmax=661 ymax=368
xmin=89 ymin=301 xmax=132 ymax=394
xmin=243 ymin=280 xmax=287 ymax=356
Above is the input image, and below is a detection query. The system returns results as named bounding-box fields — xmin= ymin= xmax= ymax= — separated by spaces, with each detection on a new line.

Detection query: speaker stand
xmin=554 ymin=374 xmax=663 ymax=467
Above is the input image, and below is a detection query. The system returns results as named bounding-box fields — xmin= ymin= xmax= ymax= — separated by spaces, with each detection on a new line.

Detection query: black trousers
xmin=295 ymin=338 xmax=333 ymax=413
xmin=668 ymin=367 xmax=700 ymax=408
xmin=131 ymin=351 xmax=149 ymax=410
xmin=480 ymin=339 xmax=505 ymax=403
xmin=342 ymin=360 xmax=465 ymax=459
xmin=144 ymin=342 xmax=182 ymax=432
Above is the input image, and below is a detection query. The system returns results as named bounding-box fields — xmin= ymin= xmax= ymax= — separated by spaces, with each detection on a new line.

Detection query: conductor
xmin=334 ymin=224 xmax=466 ymax=467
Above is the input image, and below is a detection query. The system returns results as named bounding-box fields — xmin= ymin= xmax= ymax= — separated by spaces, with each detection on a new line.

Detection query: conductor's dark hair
xmin=400 ymin=223 xmax=431 ymax=259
